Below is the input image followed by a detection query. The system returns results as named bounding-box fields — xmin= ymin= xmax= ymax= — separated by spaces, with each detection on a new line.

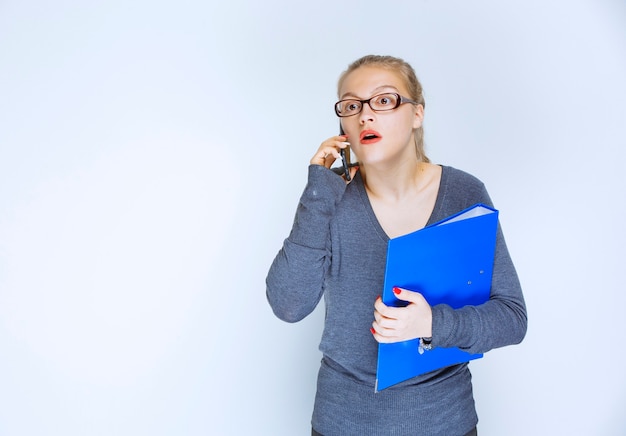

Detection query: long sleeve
xmin=430 ymin=184 xmax=528 ymax=354
xmin=266 ymin=165 xmax=346 ymax=323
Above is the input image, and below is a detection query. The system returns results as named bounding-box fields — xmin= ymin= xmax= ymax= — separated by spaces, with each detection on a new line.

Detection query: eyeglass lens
xmin=335 ymin=93 xmax=400 ymax=117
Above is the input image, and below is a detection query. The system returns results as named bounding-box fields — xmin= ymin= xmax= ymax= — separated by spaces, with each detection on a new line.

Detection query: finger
xmin=370 ymin=323 xmax=402 ymax=343
xmin=374 ymin=296 xmax=401 ymax=320
xmin=370 ymin=326 xmax=383 ymax=343
xmin=325 ymin=137 xmax=350 ymax=153
xmin=311 ymin=146 xmax=341 ymax=167
xmin=371 ymin=322 xmax=392 ymax=338
xmin=375 ymin=334 xmax=405 ymax=344
xmin=373 ymin=314 xmax=397 ymax=331
xmin=373 ymin=299 xmax=400 ymax=330
xmin=373 ymin=309 xmax=395 ymax=327
xmin=373 ymin=295 xmax=389 ymax=316
xmin=391 ymin=287 xmax=424 ymax=304
xmin=310 ymin=135 xmax=349 ymax=166
xmin=336 ymin=134 xmax=350 ymax=145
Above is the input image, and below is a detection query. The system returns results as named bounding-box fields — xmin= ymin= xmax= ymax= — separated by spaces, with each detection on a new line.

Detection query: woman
xmin=266 ymin=55 xmax=527 ymax=436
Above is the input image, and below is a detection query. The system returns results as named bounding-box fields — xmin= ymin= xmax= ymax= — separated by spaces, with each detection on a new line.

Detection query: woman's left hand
xmin=371 ymin=287 xmax=433 ymax=343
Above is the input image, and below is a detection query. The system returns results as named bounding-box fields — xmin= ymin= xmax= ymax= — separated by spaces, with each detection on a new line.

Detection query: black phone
xmin=339 ymin=124 xmax=351 ymax=181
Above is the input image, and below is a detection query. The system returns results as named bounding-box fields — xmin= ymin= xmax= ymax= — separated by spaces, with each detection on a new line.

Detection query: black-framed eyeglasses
xmin=334 ymin=92 xmax=418 ymax=117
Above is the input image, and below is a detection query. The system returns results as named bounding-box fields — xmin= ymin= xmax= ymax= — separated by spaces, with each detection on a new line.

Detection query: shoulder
xmin=441 ymin=165 xmax=485 ymax=188
xmin=438 ymin=165 xmax=492 ymax=208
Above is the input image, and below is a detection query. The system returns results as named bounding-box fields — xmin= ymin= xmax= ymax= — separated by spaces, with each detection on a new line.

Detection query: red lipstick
xmin=360 ymin=129 xmax=382 ymax=144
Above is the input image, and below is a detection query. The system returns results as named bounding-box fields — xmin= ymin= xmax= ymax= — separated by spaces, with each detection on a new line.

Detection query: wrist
xmin=418 ymin=337 xmax=433 ymax=354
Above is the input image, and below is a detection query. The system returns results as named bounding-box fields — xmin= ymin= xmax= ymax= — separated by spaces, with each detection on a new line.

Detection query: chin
xmin=356 ymin=153 xmax=387 ymax=166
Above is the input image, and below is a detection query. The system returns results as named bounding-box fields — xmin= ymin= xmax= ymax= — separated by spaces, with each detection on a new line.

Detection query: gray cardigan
xmin=266 ymin=165 xmax=527 ymax=435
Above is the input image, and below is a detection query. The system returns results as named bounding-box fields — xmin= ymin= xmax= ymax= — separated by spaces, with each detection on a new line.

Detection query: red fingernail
xmin=370 ymin=327 xmax=376 ymax=334
xmin=393 ymin=287 xmax=401 ymax=295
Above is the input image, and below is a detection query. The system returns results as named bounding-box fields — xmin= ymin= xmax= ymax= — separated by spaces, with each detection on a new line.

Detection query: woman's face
xmin=338 ymin=66 xmax=423 ymax=165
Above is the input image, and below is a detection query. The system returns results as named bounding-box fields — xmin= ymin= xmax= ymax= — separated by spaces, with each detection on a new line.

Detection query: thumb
xmin=392 ymin=286 xmax=422 ymax=304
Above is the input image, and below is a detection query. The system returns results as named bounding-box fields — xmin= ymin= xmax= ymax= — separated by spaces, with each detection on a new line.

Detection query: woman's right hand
xmin=310 ymin=135 xmax=350 ymax=168
xmin=310 ymin=135 xmax=358 ymax=182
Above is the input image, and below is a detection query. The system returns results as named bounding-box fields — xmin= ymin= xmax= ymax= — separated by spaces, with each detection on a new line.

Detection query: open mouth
xmin=360 ymin=130 xmax=382 ymax=143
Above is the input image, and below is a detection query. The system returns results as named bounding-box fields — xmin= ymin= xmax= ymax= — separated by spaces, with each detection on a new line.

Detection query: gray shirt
xmin=266 ymin=165 xmax=527 ymax=435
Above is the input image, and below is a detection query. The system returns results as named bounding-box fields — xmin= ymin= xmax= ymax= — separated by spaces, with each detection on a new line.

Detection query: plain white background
xmin=1 ymin=1 xmax=625 ymax=434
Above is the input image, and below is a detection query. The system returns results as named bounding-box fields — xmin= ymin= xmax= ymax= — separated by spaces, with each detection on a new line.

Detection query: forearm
xmin=267 ymin=239 xmax=330 ymax=322
xmin=431 ymin=227 xmax=527 ymax=353
xmin=266 ymin=165 xmax=346 ymax=322
xmin=432 ymin=296 xmax=527 ymax=354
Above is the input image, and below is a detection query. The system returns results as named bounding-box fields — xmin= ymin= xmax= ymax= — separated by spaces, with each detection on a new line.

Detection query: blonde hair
xmin=337 ymin=55 xmax=429 ymax=163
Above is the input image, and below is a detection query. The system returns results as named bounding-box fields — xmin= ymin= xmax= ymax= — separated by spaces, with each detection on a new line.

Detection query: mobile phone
xmin=339 ymin=124 xmax=351 ymax=181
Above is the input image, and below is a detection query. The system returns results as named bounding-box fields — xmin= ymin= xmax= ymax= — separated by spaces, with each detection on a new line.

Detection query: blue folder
xmin=375 ymin=203 xmax=499 ymax=392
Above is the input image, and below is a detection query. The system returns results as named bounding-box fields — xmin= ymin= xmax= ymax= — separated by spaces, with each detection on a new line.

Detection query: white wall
xmin=1 ymin=0 xmax=625 ymax=434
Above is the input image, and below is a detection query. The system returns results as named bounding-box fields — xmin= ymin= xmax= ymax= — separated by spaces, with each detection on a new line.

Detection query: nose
xmin=359 ymin=102 xmax=376 ymax=125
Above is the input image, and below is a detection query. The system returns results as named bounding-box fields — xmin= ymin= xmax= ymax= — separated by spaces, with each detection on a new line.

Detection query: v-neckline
xmin=354 ymin=165 xmax=447 ymax=242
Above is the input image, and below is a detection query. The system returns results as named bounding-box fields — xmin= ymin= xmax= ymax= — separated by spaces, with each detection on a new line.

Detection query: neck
xmin=361 ymin=159 xmax=430 ymax=201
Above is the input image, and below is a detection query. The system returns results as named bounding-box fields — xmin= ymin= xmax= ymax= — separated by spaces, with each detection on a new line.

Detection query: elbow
xmin=272 ymin=307 xmax=309 ymax=323
xmin=496 ymin=292 xmax=528 ymax=346
xmin=502 ymin=302 xmax=528 ymax=346
xmin=266 ymin=289 xmax=312 ymax=323
xmin=513 ymin=310 xmax=528 ymax=345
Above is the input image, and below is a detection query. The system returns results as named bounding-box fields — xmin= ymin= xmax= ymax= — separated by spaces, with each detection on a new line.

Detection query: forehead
xmin=339 ymin=66 xmax=408 ymax=98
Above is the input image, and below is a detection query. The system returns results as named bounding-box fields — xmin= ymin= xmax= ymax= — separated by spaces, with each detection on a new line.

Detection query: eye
xmin=343 ymin=101 xmax=361 ymax=114
xmin=373 ymin=93 xmax=397 ymax=108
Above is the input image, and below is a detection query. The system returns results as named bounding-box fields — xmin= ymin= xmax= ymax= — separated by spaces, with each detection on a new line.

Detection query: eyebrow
xmin=340 ymin=85 xmax=400 ymax=100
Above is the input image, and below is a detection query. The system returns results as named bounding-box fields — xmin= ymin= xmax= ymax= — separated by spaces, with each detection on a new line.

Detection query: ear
xmin=412 ymin=104 xmax=424 ymax=129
